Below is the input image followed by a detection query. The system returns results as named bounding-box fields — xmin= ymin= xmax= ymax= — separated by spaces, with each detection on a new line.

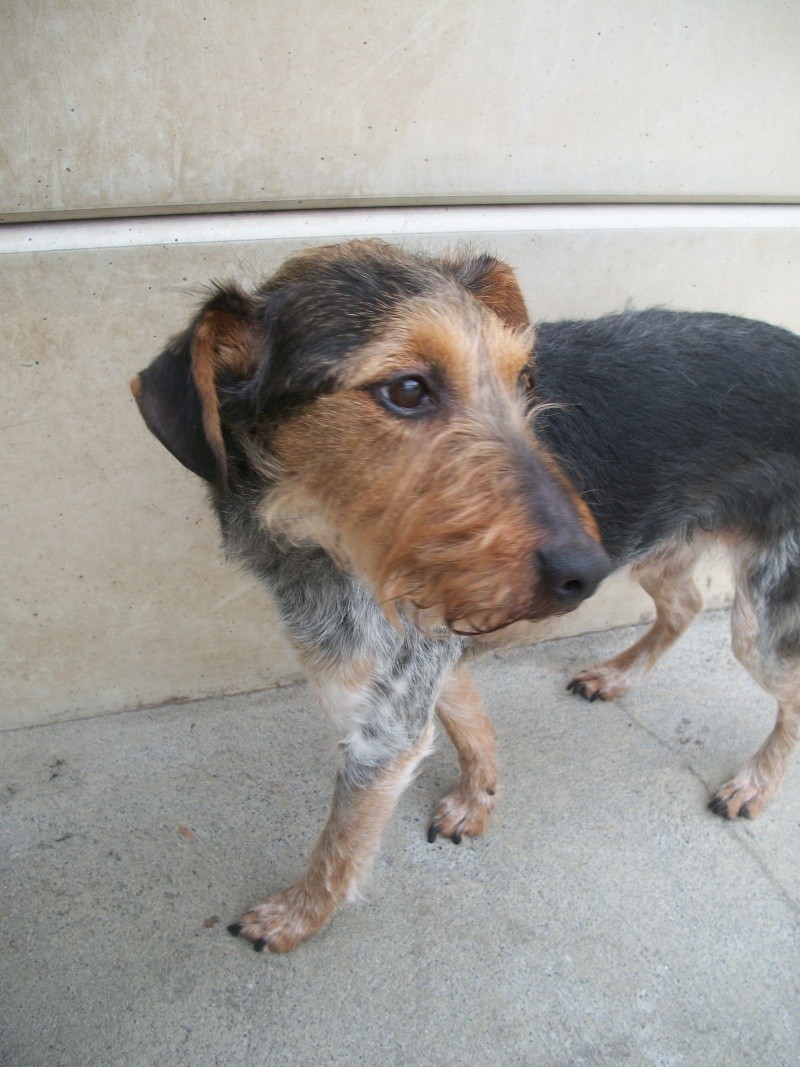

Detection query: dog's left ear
xmin=131 ymin=286 xmax=260 ymax=498
xmin=441 ymin=253 xmax=530 ymax=330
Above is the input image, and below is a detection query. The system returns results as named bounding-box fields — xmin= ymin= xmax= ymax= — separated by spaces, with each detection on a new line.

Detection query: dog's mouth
xmin=449 ymin=613 xmax=537 ymax=637
xmin=446 ymin=601 xmax=580 ymax=637
xmin=403 ymin=595 xmax=580 ymax=639
xmin=383 ymin=536 xmax=609 ymax=639
xmin=449 ymin=616 xmax=529 ymax=638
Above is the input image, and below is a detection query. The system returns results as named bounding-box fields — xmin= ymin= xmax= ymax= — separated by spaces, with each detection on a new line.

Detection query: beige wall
xmin=2 ymin=3 xmax=799 ymax=727
xmin=2 ymin=0 xmax=799 ymax=220
xmin=3 ymin=216 xmax=799 ymax=728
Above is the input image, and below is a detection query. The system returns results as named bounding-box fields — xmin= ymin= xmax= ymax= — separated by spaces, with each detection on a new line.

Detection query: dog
xmin=132 ymin=239 xmax=800 ymax=952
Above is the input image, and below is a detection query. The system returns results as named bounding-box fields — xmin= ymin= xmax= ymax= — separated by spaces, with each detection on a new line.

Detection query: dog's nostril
xmin=550 ymin=574 xmax=587 ymax=602
xmin=536 ymin=543 xmax=610 ymax=606
xmin=560 ymin=578 xmax=584 ymax=595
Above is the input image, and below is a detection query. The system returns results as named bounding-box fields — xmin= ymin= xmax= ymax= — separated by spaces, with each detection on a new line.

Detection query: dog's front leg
xmin=429 ymin=665 xmax=498 ymax=843
xmin=224 ymin=545 xmax=464 ymax=952
xmin=228 ymin=715 xmax=435 ymax=952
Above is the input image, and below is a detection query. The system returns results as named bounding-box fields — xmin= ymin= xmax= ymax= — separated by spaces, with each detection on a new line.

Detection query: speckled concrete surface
xmin=2 ymin=612 xmax=799 ymax=1066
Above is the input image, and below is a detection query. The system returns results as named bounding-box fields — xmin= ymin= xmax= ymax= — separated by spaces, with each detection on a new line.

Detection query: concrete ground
xmin=2 ymin=611 xmax=799 ymax=1067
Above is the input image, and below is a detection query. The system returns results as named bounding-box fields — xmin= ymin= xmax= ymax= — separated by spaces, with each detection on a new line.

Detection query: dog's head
xmin=132 ymin=239 xmax=609 ymax=634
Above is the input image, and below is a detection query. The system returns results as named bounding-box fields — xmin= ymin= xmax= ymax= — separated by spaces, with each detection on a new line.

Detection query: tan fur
xmin=233 ymin=721 xmax=435 ymax=952
xmin=710 ymin=540 xmax=800 ymax=818
xmin=570 ymin=532 xmax=800 ymax=820
xmin=258 ymin=297 xmax=599 ymax=634
xmin=339 ymin=298 xmax=533 ymax=394
xmin=569 ymin=541 xmax=703 ymax=700
xmin=190 ymin=306 xmax=259 ymax=493
xmin=451 ymin=259 xmax=531 ymax=331
xmin=431 ymin=665 xmax=498 ymax=840
xmin=712 ymin=697 xmax=800 ymax=819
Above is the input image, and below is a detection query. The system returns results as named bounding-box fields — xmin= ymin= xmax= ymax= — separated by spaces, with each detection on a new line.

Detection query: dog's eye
xmin=378 ymin=375 xmax=436 ymax=415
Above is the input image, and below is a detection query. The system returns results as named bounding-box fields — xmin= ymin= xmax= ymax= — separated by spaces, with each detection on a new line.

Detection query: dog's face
xmin=132 ymin=240 xmax=609 ymax=634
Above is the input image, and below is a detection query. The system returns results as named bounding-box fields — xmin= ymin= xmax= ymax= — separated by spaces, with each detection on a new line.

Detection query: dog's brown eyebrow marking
xmin=341 ymin=295 xmax=533 ymax=404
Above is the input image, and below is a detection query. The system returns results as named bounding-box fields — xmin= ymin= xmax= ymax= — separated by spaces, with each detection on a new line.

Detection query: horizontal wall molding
xmin=3 ymin=203 xmax=800 ymax=256
xmin=5 ymin=194 xmax=800 ymax=227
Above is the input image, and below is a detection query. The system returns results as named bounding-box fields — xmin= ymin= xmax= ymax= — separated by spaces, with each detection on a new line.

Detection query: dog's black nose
xmin=536 ymin=540 xmax=611 ymax=608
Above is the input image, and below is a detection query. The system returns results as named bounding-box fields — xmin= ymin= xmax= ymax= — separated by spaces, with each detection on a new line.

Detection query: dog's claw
xmin=708 ymin=796 xmax=731 ymax=818
xmin=428 ymin=819 xmax=467 ymax=845
xmin=568 ymin=677 xmax=610 ymax=703
xmin=229 ymin=922 xmax=270 ymax=952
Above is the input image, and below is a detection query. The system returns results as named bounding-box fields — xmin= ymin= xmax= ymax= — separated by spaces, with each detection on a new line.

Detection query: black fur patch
xmin=223 ymin=250 xmax=440 ymax=424
xmin=533 ymin=310 xmax=800 ymax=561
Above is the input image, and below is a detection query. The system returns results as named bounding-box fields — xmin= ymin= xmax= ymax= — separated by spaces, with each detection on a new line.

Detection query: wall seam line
xmin=2 ymin=203 xmax=800 ymax=255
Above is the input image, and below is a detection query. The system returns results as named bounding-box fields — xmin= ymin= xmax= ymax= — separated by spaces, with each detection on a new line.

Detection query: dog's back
xmin=534 ymin=309 xmax=800 ymax=562
xmin=541 ymin=309 xmax=800 ymax=822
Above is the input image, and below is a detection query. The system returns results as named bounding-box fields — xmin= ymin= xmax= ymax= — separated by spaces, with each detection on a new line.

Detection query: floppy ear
xmin=130 ymin=286 xmax=259 ymax=498
xmin=442 ymin=253 xmax=530 ymax=330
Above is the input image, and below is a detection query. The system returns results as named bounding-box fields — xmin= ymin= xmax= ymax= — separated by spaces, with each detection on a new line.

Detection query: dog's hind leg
xmin=710 ymin=538 xmax=800 ymax=819
xmin=429 ymin=664 xmax=498 ymax=843
xmin=568 ymin=541 xmax=703 ymax=702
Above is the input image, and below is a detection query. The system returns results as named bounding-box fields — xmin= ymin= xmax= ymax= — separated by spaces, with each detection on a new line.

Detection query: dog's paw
xmin=709 ymin=771 xmax=772 ymax=821
xmin=567 ymin=664 xmax=633 ymax=702
xmin=227 ymin=883 xmax=329 ymax=953
xmin=428 ymin=785 xmax=497 ymax=844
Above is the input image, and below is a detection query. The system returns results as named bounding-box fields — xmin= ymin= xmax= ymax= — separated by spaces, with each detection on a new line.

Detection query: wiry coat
xmin=132 ymin=240 xmax=800 ymax=952
xmin=133 ymin=239 xmax=607 ymax=951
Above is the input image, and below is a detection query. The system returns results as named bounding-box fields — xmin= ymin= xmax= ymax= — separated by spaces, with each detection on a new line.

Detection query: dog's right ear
xmin=130 ymin=286 xmax=260 ymax=498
